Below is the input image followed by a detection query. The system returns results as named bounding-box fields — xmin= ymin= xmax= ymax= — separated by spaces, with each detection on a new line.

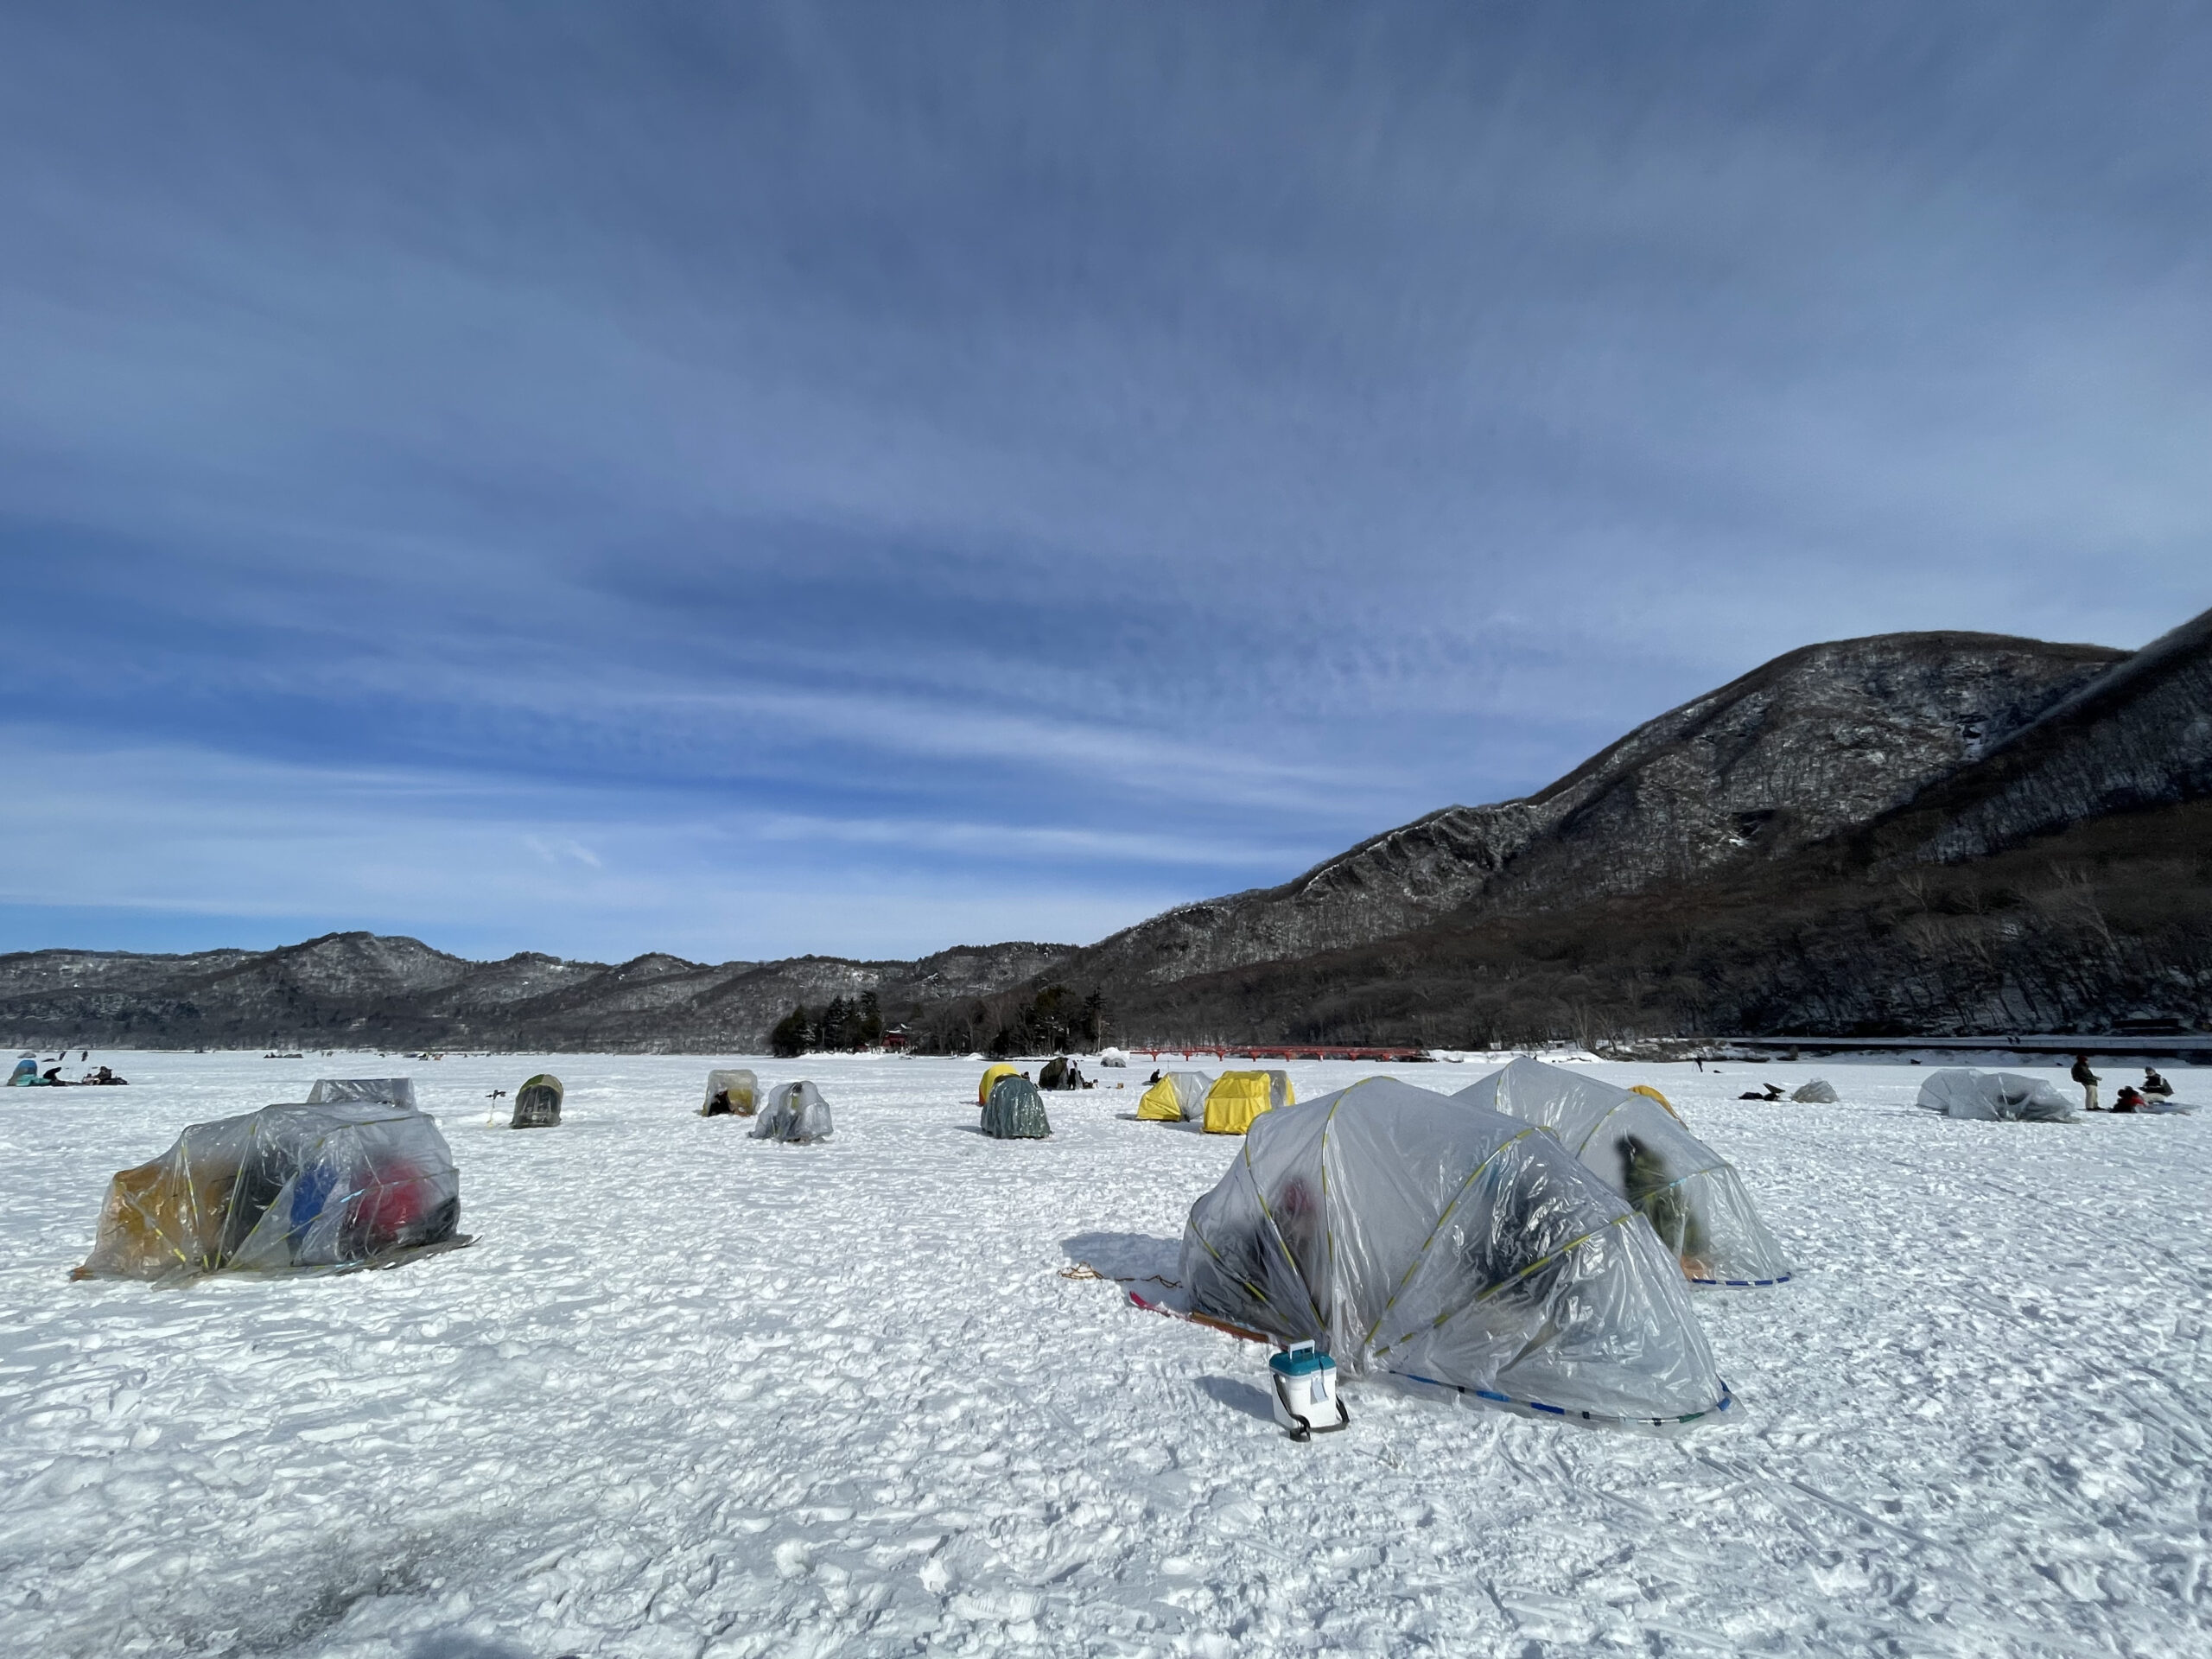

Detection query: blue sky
xmin=3 ymin=4 xmax=2208 ymax=965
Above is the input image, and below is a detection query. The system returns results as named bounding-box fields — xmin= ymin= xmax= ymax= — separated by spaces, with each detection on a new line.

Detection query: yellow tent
xmin=1629 ymin=1083 xmax=1684 ymax=1122
xmin=977 ymin=1064 xmax=1021 ymax=1108
xmin=1203 ymin=1071 xmax=1281 ymax=1135
xmin=1137 ymin=1071 xmax=1210 ymax=1122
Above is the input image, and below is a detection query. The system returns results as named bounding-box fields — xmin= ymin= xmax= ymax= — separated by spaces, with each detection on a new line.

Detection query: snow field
xmin=2 ymin=1052 xmax=2208 ymax=1657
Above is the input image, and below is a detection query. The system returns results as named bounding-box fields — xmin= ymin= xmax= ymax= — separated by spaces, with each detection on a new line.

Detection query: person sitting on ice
xmin=2112 ymin=1085 xmax=2145 ymax=1114
xmin=2143 ymin=1067 xmax=2174 ymax=1101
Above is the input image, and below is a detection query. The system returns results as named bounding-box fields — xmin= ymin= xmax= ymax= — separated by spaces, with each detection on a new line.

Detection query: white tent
xmin=1455 ymin=1058 xmax=1791 ymax=1287
xmin=1916 ymin=1069 xmax=2075 ymax=1122
xmin=306 ymin=1077 xmax=417 ymax=1109
xmin=1181 ymin=1077 xmax=1731 ymax=1427
xmin=752 ymin=1081 xmax=834 ymax=1143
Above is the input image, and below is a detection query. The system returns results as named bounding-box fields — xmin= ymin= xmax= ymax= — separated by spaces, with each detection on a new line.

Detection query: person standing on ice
xmin=2071 ymin=1054 xmax=2101 ymax=1112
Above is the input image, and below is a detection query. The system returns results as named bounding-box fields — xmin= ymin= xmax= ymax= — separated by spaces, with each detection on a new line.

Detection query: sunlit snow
xmin=3 ymin=1050 xmax=2206 ymax=1656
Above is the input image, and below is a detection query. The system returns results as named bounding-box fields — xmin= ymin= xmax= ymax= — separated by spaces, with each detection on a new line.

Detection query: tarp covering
xmin=702 ymin=1068 xmax=758 ymax=1116
xmin=977 ymin=1064 xmax=1021 ymax=1108
xmin=1204 ymin=1071 xmax=1277 ymax=1135
xmin=1137 ymin=1071 xmax=1212 ymax=1122
xmin=1180 ymin=1077 xmax=1729 ymax=1425
xmin=511 ymin=1075 xmax=563 ymax=1129
xmin=307 ymin=1078 xmax=417 ymax=1109
xmin=1456 ymin=1058 xmax=1790 ymax=1287
xmin=753 ymin=1081 xmax=834 ymax=1143
xmin=1916 ymin=1068 xmax=2075 ymax=1122
xmin=982 ymin=1077 xmax=1052 ymax=1139
xmin=74 ymin=1100 xmax=462 ymax=1281
xmin=1791 ymin=1079 xmax=1840 ymax=1104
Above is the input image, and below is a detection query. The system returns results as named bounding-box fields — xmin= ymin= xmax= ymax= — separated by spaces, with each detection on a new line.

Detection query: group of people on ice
xmin=2070 ymin=1054 xmax=2173 ymax=1113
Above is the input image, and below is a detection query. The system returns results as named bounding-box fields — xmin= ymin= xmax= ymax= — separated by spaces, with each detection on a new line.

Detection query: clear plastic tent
xmin=1180 ymin=1077 xmax=1730 ymax=1426
xmin=1456 ymin=1058 xmax=1791 ymax=1287
xmin=1097 ymin=1047 xmax=1130 ymax=1068
xmin=1204 ymin=1071 xmax=1279 ymax=1135
xmin=752 ymin=1081 xmax=834 ymax=1143
xmin=1137 ymin=1071 xmax=1212 ymax=1122
xmin=1916 ymin=1068 xmax=2075 ymax=1122
xmin=306 ymin=1078 xmax=417 ymax=1109
xmin=982 ymin=1076 xmax=1052 ymax=1139
xmin=73 ymin=1100 xmax=463 ymax=1281
xmin=1791 ymin=1079 xmax=1840 ymax=1104
xmin=511 ymin=1074 xmax=563 ymax=1129
xmin=701 ymin=1068 xmax=759 ymax=1116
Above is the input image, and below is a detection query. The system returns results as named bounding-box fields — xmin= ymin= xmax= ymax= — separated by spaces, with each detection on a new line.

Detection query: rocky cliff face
xmin=1056 ymin=606 xmax=2212 ymax=1046
xmin=1872 ymin=607 xmax=2212 ymax=866
xmin=1058 ymin=630 xmax=2125 ymax=989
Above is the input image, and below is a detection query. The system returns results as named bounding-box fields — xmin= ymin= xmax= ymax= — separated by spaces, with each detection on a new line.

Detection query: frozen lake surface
xmin=3 ymin=1049 xmax=2208 ymax=1657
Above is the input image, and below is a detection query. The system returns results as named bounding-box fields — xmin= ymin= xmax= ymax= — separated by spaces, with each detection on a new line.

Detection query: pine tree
xmin=769 ymin=1005 xmax=811 ymax=1058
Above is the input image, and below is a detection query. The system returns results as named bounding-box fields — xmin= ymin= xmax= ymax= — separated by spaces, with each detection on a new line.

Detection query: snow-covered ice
xmin=3 ymin=1050 xmax=2209 ymax=1656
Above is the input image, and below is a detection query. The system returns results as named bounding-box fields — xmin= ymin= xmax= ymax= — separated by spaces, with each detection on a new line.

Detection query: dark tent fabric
xmin=511 ymin=1074 xmax=563 ymax=1129
xmin=982 ymin=1076 xmax=1052 ymax=1139
xmin=74 ymin=1100 xmax=463 ymax=1281
xmin=1180 ymin=1077 xmax=1729 ymax=1427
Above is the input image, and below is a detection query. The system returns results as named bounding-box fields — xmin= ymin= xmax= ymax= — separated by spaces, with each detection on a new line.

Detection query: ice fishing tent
xmin=1791 ymin=1080 xmax=1840 ymax=1104
xmin=73 ymin=1100 xmax=463 ymax=1281
xmin=1628 ymin=1084 xmax=1681 ymax=1120
xmin=1916 ymin=1069 xmax=2075 ymax=1122
xmin=9 ymin=1057 xmax=40 ymax=1086
xmin=1180 ymin=1077 xmax=1729 ymax=1426
xmin=982 ymin=1076 xmax=1052 ymax=1138
xmin=1097 ymin=1047 xmax=1130 ymax=1068
xmin=1456 ymin=1058 xmax=1790 ymax=1287
xmin=1205 ymin=1070 xmax=1292 ymax=1135
xmin=307 ymin=1078 xmax=416 ymax=1109
xmin=511 ymin=1074 xmax=563 ymax=1129
xmin=977 ymin=1064 xmax=1021 ymax=1108
xmin=701 ymin=1068 xmax=758 ymax=1117
xmin=752 ymin=1081 xmax=833 ymax=1143
xmin=1138 ymin=1071 xmax=1212 ymax=1122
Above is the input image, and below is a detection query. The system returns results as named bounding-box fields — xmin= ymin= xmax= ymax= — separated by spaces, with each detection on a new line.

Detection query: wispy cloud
xmin=1 ymin=6 xmax=2208 ymax=958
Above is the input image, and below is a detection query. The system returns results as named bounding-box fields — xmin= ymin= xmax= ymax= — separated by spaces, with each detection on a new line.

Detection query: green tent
xmin=982 ymin=1076 xmax=1052 ymax=1139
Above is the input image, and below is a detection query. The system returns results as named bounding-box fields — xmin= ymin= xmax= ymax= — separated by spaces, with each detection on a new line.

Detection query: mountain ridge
xmin=3 ymin=607 xmax=2205 ymax=1051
